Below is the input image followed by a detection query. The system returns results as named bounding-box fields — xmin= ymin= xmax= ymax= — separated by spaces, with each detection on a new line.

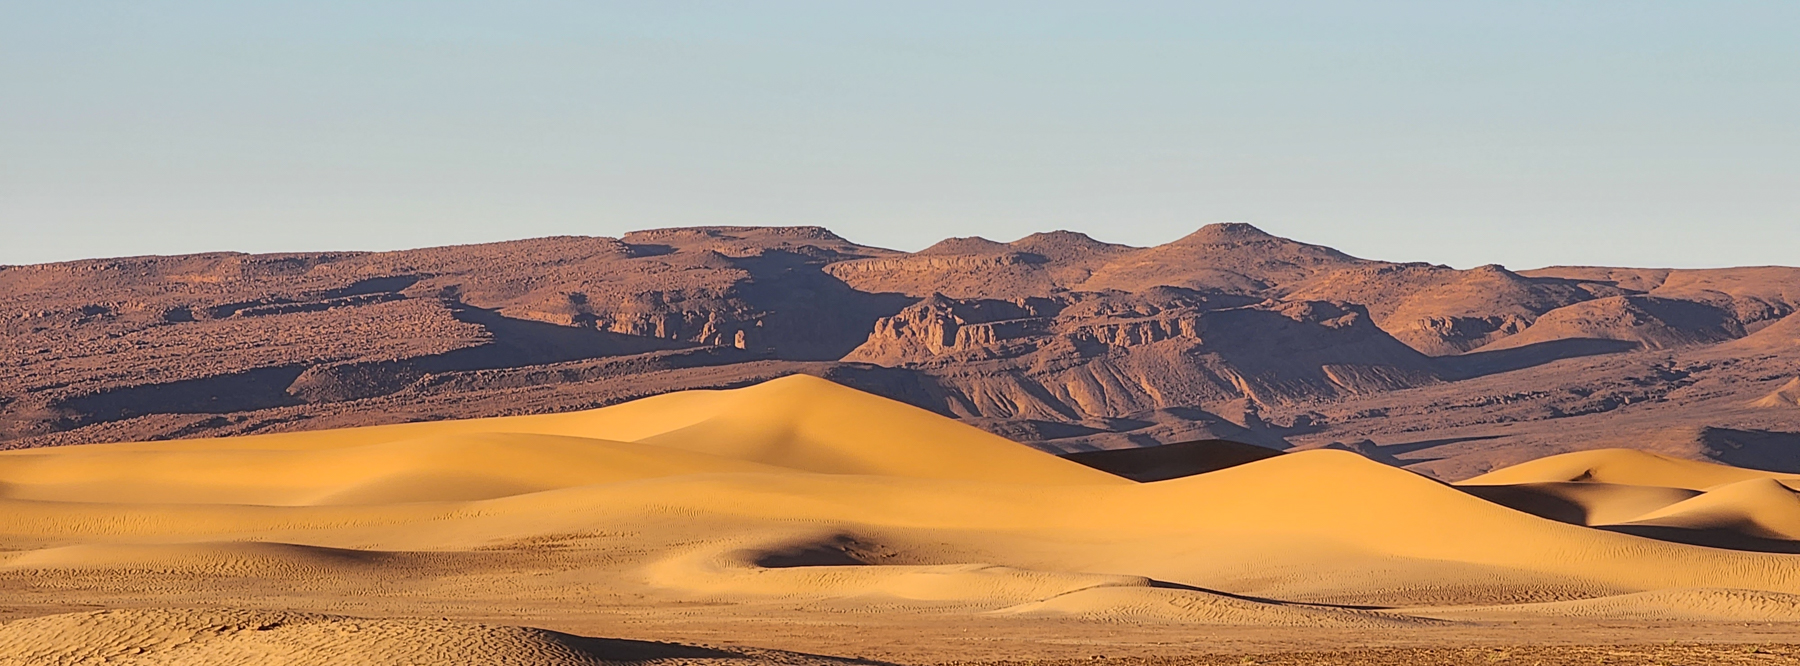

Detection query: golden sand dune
xmin=5 ymin=374 xmax=1800 ymax=662
xmin=1458 ymin=481 xmax=1701 ymax=525
xmin=616 ymin=377 xmax=1121 ymax=484
xmin=1620 ymin=477 xmax=1800 ymax=541
xmin=12 ymin=440 xmax=1793 ymax=597
xmin=1460 ymin=447 xmax=1798 ymax=490
xmin=0 ymin=375 xmax=1115 ymax=499
xmin=1459 ymin=448 xmax=1800 ymax=552
xmin=0 ymin=608 xmax=850 ymax=666
xmin=0 ymin=432 xmax=788 ymax=505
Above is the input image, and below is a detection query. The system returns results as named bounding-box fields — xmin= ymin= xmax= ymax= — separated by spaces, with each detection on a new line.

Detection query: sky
xmin=2 ymin=1 xmax=1796 ymax=269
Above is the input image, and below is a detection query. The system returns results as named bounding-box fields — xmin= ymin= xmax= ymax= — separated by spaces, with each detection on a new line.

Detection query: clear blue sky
xmin=3 ymin=2 xmax=1795 ymax=269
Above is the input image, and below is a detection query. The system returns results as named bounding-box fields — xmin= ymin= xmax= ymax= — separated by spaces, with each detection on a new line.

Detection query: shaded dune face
xmin=1059 ymin=439 xmax=1284 ymax=481
xmin=1457 ymin=449 xmax=1800 ymax=552
xmin=5 ymin=375 xmax=1800 ymax=662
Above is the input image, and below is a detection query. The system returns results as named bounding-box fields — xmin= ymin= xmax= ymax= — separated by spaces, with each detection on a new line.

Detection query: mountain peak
xmin=1008 ymin=230 xmax=1135 ymax=260
xmin=1181 ymin=223 xmax=1280 ymax=244
xmin=918 ymin=236 xmax=1009 ymax=255
xmin=622 ymin=225 xmax=852 ymax=245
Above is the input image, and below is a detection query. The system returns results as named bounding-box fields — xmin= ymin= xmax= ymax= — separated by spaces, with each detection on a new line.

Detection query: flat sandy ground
xmin=6 ymin=582 xmax=1800 ymax=664
xmin=967 ymin=646 xmax=1800 ymax=665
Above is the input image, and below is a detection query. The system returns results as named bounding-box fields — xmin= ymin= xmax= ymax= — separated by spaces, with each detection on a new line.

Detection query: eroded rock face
xmin=5 ymin=223 xmax=1800 ymax=479
xmin=844 ymin=295 xmax=1057 ymax=364
xmin=847 ymin=291 xmax=1436 ymax=403
xmin=832 ymin=292 xmax=1443 ymax=453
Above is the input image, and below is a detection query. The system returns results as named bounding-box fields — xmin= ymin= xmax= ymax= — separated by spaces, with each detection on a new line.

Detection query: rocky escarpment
xmin=843 ymin=290 xmax=1440 ymax=433
xmin=5 ymin=223 xmax=1800 ymax=478
xmin=0 ymin=228 xmax=905 ymax=441
xmin=1286 ymin=263 xmax=1612 ymax=355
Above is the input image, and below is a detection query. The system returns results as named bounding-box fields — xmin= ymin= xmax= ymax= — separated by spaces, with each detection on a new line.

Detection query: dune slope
xmin=1459 ymin=448 xmax=1799 ymax=490
xmin=1621 ymin=477 xmax=1800 ymax=541
xmin=0 ymin=375 xmax=1117 ymax=506
xmin=1060 ymin=439 xmax=1284 ymax=482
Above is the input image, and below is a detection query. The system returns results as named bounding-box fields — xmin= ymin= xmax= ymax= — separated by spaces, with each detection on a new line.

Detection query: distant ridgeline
xmin=3 ymin=224 xmax=1798 ymax=479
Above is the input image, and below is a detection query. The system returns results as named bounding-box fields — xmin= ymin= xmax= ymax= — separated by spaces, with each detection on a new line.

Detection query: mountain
xmin=4 ymin=223 xmax=1798 ymax=479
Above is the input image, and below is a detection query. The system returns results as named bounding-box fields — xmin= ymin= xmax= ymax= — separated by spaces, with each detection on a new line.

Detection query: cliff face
xmin=5 ymin=223 xmax=1800 ymax=478
xmin=847 ymin=291 xmax=1436 ymax=401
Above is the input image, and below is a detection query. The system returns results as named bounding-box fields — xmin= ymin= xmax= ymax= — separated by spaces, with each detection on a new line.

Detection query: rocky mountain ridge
xmin=4 ymin=223 xmax=1797 ymax=479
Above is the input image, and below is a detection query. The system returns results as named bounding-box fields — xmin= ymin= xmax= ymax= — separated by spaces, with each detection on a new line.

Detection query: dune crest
xmin=1620 ymin=477 xmax=1800 ymax=541
xmin=0 ymin=375 xmax=1118 ymax=510
xmin=1459 ymin=449 xmax=1800 ymax=552
xmin=1459 ymin=448 xmax=1798 ymax=490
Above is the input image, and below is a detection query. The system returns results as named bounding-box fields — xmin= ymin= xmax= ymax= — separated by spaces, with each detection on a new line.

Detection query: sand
xmin=1458 ymin=447 xmax=1800 ymax=551
xmin=5 ymin=375 xmax=1800 ymax=663
xmin=0 ymin=608 xmax=861 ymax=666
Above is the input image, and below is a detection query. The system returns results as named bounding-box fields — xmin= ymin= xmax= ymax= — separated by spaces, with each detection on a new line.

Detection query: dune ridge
xmin=1458 ymin=448 xmax=1800 ymax=552
xmin=1459 ymin=448 xmax=1799 ymax=490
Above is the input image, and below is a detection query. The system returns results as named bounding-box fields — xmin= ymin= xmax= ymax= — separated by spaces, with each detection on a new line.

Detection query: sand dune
xmin=5 ymin=376 xmax=1800 ymax=661
xmin=1458 ymin=449 xmax=1800 ymax=552
xmin=1458 ymin=481 xmax=1700 ymax=525
xmin=0 ymin=432 xmax=788 ymax=505
xmin=615 ymin=376 xmax=1120 ymax=484
xmin=1620 ymin=477 xmax=1800 ymax=541
xmin=0 ymin=376 xmax=1115 ymax=508
xmin=1459 ymin=447 xmax=1798 ymax=490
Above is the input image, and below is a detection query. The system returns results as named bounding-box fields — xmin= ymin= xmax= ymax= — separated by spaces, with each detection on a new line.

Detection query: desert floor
xmin=5 ymin=376 xmax=1800 ymax=664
